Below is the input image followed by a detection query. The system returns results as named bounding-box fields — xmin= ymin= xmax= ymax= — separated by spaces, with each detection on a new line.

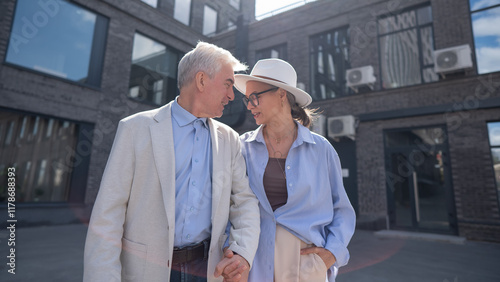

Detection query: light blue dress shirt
xmin=171 ymin=98 xmax=212 ymax=247
xmin=240 ymin=122 xmax=356 ymax=282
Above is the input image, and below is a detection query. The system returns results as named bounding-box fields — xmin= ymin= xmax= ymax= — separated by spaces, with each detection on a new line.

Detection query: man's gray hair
xmin=177 ymin=41 xmax=247 ymax=89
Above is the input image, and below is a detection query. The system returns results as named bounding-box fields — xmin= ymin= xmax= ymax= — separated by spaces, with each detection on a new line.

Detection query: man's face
xmin=202 ymin=62 xmax=235 ymax=118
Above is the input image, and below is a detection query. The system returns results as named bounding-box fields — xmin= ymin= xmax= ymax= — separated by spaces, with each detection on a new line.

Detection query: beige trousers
xmin=274 ymin=225 xmax=328 ymax=282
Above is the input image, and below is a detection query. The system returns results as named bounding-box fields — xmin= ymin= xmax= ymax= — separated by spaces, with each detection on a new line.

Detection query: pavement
xmin=0 ymin=224 xmax=500 ymax=282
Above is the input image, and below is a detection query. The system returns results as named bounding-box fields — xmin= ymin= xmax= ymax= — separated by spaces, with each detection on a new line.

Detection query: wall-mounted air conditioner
xmin=327 ymin=115 xmax=356 ymax=140
xmin=433 ymin=44 xmax=473 ymax=76
xmin=310 ymin=114 xmax=326 ymax=137
xmin=346 ymin=66 xmax=376 ymax=93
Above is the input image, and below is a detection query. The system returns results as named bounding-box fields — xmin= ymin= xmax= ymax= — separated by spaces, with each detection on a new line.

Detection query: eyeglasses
xmin=242 ymin=87 xmax=279 ymax=107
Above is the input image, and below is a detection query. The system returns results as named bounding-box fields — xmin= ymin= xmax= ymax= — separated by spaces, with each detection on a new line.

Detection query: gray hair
xmin=177 ymin=41 xmax=247 ymax=89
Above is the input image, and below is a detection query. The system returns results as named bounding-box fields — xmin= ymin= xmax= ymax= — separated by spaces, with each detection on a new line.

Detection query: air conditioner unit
xmin=346 ymin=66 xmax=376 ymax=93
xmin=310 ymin=114 xmax=326 ymax=137
xmin=327 ymin=115 xmax=356 ymax=140
xmin=433 ymin=44 xmax=473 ymax=76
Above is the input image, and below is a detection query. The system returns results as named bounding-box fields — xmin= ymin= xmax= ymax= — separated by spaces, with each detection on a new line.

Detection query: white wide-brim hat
xmin=234 ymin=58 xmax=312 ymax=107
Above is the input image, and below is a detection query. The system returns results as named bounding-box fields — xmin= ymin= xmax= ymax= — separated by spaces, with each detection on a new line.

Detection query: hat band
xmin=254 ymin=75 xmax=290 ymax=86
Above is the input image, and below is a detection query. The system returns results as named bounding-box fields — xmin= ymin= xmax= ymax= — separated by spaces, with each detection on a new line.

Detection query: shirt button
xmin=192 ymin=181 xmax=196 ymax=186
xmin=186 ymin=234 xmax=191 ymax=239
xmin=196 ymin=137 xmax=199 ymax=141
xmin=190 ymin=206 xmax=194 ymax=211
xmin=195 ymin=159 xmax=199 ymax=163
xmin=289 ymin=183 xmax=293 ymax=187
xmin=287 ymin=166 xmax=291 ymax=169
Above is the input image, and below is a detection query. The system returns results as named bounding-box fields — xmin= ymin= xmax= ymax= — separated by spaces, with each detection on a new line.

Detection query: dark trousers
xmin=170 ymin=257 xmax=208 ymax=282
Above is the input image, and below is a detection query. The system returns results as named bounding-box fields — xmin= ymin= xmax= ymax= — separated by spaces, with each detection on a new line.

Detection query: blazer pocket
xmin=121 ymin=237 xmax=147 ymax=282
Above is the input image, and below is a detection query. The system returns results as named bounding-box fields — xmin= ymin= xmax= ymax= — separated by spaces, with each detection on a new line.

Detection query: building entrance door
xmin=385 ymin=126 xmax=457 ymax=234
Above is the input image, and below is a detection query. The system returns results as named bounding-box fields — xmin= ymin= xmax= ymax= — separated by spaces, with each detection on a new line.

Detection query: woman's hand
xmin=300 ymin=246 xmax=337 ymax=269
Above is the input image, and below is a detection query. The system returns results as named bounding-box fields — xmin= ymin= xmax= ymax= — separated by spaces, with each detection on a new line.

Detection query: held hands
xmin=300 ymin=246 xmax=337 ymax=269
xmin=214 ymin=248 xmax=250 ymax=282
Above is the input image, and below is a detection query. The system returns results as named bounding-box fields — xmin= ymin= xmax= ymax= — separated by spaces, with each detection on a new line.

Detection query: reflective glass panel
xmin=256 ymin=44 xmax=287 ymax=62
xmin=203 ymin=5 xmax=218 ymax=36
xmin=310 ymin=27 xmax=350 ymax=100
xmin=471 ymin=6 xmax=500 ymax=74
xmin=230 ymin=0 xmax=240 ymax=10
xmin=417 ymin=6 xmax=433 ymax=24
xmin=6 ymin=0 xmax=99 ymax=83
xmin=128 ymin=33 xmax=182 ymax=106
xmin=141 ymin=0 xmax=158 ymax=8
xmin=386 ymin=127 xmax=446 ymax=148
xmin=174 ymin=0 xmax=191 ymax=26
xmin=378 ymin=10 xmax=417 ymax=35
xmin=228 ymin=20 xmax=236 ymax=31
xmin=488 ymin=122 xmax=500 ymax=146
xmin=492 ymin=148 xmax=500 ymax=190
xmin=378 ymin=5 xmax=436 ymax=89
xmin=0 ymin=111 xmax=79 ymax=203
xmin=380 ymin=30 xmax=422 ymax=88
xmin=470 ymin=0 xmax=500 ymax=11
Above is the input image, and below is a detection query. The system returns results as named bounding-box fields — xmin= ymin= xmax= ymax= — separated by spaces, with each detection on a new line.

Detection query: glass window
xmin=310 ymin=27 xmax=350 ymax=100
xmin=227 ymin=20 xmax=236 ymax=31
xmin=0 ymin=110 xmax=88 ymax=203
xmin=5 ymin=0 xmax=108 ymax=87
xmin=141 ymin=0 xmax=158 ymax=8
xmin=487 ymin=122 xmax=500 ymax=209
xmin=378 ymin=5 xmax=437 ymax=89
xmin=385 ymin=127 xmax=446 ymax=148
xmin=174 ymin=0 xmax=191 ymax=26
xmin=255 ymin=44 xmax=287 ymax=62
xmin=128 ymin=33 xmax=183 ymax=106
xmin=470 ymin=1 xmax=500 ymax=74
xmin=203 ymin=5 xmax=218 ymax=36
xmin=230 ymin=0 xmax=240 ymax=10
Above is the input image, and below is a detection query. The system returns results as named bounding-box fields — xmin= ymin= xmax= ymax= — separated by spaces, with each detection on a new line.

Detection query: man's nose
xmin=228 ymin=87 xmax=235 ymax=101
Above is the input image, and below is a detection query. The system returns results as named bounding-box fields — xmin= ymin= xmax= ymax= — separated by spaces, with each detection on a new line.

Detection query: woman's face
xmin=245 ymin=81 xmax=282 ymax=125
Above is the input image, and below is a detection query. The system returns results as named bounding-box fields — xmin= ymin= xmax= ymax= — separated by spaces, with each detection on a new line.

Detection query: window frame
xmin=173 ymin=0 xmax=193 ymax=26
xmin=229 ymin=0 xmax=241 ymax=11
xmin=3 ymin=0 xmax=109 ymax=89
xmin=309 ymin=25 xmax=351 ymax=100
xmin=0 ymin=107 xmax=92 ymax=204
xmin=486 ymin=120 xmax=500 ymax=211
xmin=140 ymin=0 xmax=159 ymax=8
xmin=203 ymin=4 xmax=219 ymax=36
xmin=127 ymin=31 xmax=184 ymax=107
xmin=255 ymin=43 xmax=288 ymax=63
xmin=376 ymin=3 xmax=436 ymax=90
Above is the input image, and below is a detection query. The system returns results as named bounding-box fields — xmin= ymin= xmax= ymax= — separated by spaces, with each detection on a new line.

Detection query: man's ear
xmin=195 ymin=71 xmax=205 ymax=91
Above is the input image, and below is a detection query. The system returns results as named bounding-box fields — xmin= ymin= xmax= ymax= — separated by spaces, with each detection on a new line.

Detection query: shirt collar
xmin=172 ymin=97 xmax=208 ymax=128
xmin=245 ymin=121 xmax=316 ymax=145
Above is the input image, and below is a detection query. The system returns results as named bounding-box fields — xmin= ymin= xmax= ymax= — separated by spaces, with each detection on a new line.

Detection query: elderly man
xmin=84 ymin=42 xmax=260 ymax=282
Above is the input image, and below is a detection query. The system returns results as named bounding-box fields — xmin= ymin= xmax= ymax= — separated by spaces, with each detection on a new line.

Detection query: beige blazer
xmin=84 ymin=101 xmax=260 ymax=282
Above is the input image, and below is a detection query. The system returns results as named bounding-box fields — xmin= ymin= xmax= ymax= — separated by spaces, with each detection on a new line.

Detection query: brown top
xmin=263 ymin=158 xmax=288 ymax=211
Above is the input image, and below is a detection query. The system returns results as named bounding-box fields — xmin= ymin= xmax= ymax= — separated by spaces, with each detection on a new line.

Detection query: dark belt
xmin=172 ymin=239 xmax=210 ymax=264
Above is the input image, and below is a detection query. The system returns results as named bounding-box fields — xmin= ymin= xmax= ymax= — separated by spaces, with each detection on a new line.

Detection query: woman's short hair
xmin=177 ymin=41 xmax=247 ymax=89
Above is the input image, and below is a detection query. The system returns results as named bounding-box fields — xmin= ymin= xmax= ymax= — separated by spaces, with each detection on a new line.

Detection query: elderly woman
xmin=234 ymin=59 xmax=356 ymax=282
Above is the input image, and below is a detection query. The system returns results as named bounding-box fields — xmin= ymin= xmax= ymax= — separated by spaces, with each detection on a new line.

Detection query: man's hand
xmin=300 ymin=246 xmax=337 ymax=269
xmin=214 ymin=248 xmax=250 ymax=282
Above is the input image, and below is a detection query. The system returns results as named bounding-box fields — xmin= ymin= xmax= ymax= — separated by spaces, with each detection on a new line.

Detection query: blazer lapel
xmin=150 ymin=102 xmax=176 ymax=230
xmin=209 ymin=119 xmax=224 ymax=222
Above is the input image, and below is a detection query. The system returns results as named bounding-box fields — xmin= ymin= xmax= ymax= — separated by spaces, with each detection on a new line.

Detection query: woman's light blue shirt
xmin=240 ymin=122 xmax=356 ymax=281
